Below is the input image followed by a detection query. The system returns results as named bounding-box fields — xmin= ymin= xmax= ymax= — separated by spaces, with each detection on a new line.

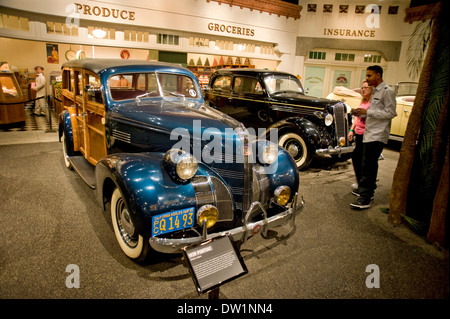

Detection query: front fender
xmin=58 ymin=110 xmax=71 ymax=141
xmin=257 ymin=146 xmax=300 ymax=197
xmin=58 ymin=110 xmax=77 ymax=156
xmin=95 ymin=152 xmax=198 ymax=238
xmin=267 ymin=117 xmax=321 ymax=148
xmin=95 ymin=152 xmax=234 ymax=239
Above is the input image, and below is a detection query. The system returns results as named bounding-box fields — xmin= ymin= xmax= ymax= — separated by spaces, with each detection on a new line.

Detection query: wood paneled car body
xmin=58 ymin=59 xmax=303 ymax=262
xmin=204 ymin=69 xmax=354 ymax=169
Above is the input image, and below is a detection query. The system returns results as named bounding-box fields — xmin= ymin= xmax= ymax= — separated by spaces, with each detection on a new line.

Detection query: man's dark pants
xmin=358 ymin=141 xmax=385 ymax=199
xmin=352 ymin=134 xmax=364 ymax=183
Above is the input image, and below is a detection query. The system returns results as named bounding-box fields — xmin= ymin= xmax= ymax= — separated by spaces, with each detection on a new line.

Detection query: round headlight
xmin=325 ymin=113 xmax=333 ymax=126
xmin=274 ymin=186 xmax=291 ymax=206
xmin=261 ymin=142 xmax=279 ymax=165
xmin=197 ymin=205 xmax=219 ymax=228
xmin=339 ymin=137 xmax=346 ymax=146
xmin=176 ymin=153 xmax=198 ymax=180
xmin=164 ymin=149 xmax=198 ymax=180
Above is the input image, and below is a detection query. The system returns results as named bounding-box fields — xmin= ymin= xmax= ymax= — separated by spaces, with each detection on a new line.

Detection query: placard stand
xmin=182 ymin=223 xmax=247 ymax=299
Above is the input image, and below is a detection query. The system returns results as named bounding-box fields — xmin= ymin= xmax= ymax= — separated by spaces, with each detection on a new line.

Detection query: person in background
xmin=348 ymin=80 xmax=372 ymax=190
xmin=117 ymin=75 xmax=129 ymax=87
xmin=32 ymin=66 xmax=46 ymax=116
xmin=350 ymin=65 xmax=396 ymax=209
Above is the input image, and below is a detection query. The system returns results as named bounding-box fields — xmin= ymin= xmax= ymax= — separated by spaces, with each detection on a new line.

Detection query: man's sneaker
xmin=352 ymin=190 xmax=374 ymax=200
xmin=350 ymin=197 xmax=371 ymax=209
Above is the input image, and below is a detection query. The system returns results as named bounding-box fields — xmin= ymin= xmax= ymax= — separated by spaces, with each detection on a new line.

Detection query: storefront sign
xmin=208 ymin=22 xmax=255 ymax=37
xmin=323 ymin=28 xmax=375 ymax=38
xmin=74 ymin=3 xmax=135 ymax=21
xmin=333 ymin=70 xmax=352 ymax=89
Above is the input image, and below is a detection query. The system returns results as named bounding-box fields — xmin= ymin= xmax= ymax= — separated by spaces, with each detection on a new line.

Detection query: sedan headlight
xmin=260 ymin=142 xmax=279 ymax=165
xmin=164 ymin=149 xmax=198 ymax=180
xmin=325 ymin=113 xmax=333 ymax=126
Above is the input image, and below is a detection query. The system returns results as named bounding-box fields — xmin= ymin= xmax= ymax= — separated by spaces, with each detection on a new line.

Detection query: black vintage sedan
xmin=204 ymin=69 xmax=354 ymax=169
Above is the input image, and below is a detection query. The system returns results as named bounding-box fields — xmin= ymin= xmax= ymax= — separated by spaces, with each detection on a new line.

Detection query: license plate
xmin=152 ymin=207 xmax=195 ymax=237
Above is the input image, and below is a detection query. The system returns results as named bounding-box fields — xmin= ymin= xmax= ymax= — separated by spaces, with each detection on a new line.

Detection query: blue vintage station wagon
xmin=59 ymin=59 xmax=303 ymax=262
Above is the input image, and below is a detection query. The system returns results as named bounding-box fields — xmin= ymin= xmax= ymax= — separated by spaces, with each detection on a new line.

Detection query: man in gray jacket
xmin=350 ymin=65 xmax=397 ymax=209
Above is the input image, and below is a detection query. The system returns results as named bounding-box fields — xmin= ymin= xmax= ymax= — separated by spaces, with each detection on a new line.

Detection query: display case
xmin=0 ymin=71 xmax=26 ymax=129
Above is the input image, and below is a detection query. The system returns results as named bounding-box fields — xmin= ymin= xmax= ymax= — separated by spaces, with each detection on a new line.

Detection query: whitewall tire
xmin=62 ymin=132 xmax=73 ymax=170
xmin=111 ymin=188 xmax=149 ymax=261
xmin=278 ymin=132 xmax=313 ymax=170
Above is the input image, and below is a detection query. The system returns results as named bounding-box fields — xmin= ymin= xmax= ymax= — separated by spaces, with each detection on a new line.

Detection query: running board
xmin=68 ymin=156 xmax=96 ymax=189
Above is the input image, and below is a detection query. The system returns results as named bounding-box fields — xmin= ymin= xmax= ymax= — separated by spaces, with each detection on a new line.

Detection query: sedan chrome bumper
xmin=315 ymin=145 xmax=354 ymax=155
xmin=149 ymin=192 xmax=305 ymax=254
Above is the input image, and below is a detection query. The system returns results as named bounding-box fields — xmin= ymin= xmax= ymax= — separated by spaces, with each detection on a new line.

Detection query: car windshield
xmin=396 ymin=82 xmax=418 ymax=96
xmin=108 ymin=72 xmax=200 ymax=101
xmin=264 ymin=75 xmax=304 ymax=95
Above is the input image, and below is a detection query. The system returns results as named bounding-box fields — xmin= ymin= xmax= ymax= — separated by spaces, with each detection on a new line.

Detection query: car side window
xmin=110 ymin=75 xmax=133 ymax=88
xmin=85 ymin=73 xmax=103 ymax=104
xmin=233 ymin=76 xmax=263 ymax=94
xmin=212 ymin=75 xmax=231 ymax=91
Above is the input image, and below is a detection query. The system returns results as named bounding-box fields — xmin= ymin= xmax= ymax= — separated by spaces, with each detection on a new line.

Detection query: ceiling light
xmin=92 ymin=29 xmax=106 ymax=38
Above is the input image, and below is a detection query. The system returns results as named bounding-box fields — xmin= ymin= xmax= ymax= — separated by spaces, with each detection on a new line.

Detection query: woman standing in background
xmin=348 ymin=80 xmax=372 ymax=190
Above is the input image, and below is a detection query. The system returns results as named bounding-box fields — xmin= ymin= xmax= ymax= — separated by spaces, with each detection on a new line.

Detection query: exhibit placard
xmin=182 ymin=235 xmax=248 ymax=294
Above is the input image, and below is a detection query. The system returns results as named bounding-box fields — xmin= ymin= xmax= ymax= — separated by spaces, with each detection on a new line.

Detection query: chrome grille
xmin=210 ymin=176 xmax=234 ymax=221
xmin=202 ymin=125 xmax=250 ymax=213
xmin=212 ymin=167 xmax=243 ymax=180
xmin=333 ymin=103 xmax=347 ymax=145
xmin=192 ymin=175 xmax=234 ymax=221
xmin=112 ymin=129 xmax=131 ymax=143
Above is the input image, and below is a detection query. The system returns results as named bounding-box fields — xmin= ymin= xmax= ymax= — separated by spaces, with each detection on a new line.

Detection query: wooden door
xmin=82 ymin=70 xmax=107 ymax=165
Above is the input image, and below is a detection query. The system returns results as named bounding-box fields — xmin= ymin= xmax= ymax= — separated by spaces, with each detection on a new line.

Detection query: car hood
xmin=269 ymin=92 xmax=339 ymax=109
xmin=108 ymin=98 xmax=243 ymax=135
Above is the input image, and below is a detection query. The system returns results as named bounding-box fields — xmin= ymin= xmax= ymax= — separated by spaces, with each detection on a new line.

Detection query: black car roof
xmin=213 ymin=68 xmax=297 ymax=77
xmin=62 ymin=58 xmax=180 ymax=74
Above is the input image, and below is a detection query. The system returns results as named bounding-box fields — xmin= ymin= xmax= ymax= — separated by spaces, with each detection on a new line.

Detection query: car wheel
xmin=62 ymin=131 xmax=73 ymax=170
xmin=111 ymin=188 xmax=150 ymax=262
xmin=278 ymin=132 xmax=313 ymax=170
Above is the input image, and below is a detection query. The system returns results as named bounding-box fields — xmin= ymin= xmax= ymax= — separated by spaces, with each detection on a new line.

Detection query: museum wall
xmin=0 ymin=0 xmax=421 ymax=98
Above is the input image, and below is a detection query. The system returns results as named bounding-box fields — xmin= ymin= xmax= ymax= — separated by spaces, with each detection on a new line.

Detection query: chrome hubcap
xmin=287 ymin=143 xmax=299 ymax=157
xmin=285 ymin=140 xmax=302 ymax=160
xmin=116 ymin=197 xmax=137 ymax=248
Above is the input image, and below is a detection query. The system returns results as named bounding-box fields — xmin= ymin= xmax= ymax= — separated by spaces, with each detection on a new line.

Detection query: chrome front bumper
xmin=149 ymin=192 xmax=305 ymax=254
xmin=315 ymin=145 xmax=354 ymax=156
